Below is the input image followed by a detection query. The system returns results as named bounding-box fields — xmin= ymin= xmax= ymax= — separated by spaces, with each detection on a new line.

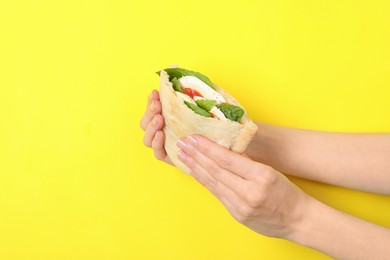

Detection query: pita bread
xmin=159 ymin=69 xmax=258 ymax=174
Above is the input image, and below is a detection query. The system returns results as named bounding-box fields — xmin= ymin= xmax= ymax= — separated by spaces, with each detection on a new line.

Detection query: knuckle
xmin=246 ymin=191 xmax=264 ymax=208
xmin=192 ymin=175 xmax=206 ymax=186
xmin=152 ymin=117 xmax=159 ymax=129
xmin=207 ymin=164 xmax=226 ymax=182
xmin=217 ymin=155 xmax=232 ymax=169
xmin=153 ymin=151 xmax=162 ymax=160
xmin=155 ymin=114 xmax=164 ymax=128
xmin=154 ymin=152 xmax=164 ymax=161
xmin=152 ymin=144 xmax=164 ymax=161
xmin=208 ymin=162 xmax=222 ymax=176
xmin=262 ymin=167 xmax=277 ymax=186
xmin=140 ymin=117 xmax=146 ymax=131
xmin=204 ymin=176 xmax=218 ymax=190
xmin=143 ymin=131 xmax=153 ymax=147
xmin=143 ymin=136 xmax=151 ymax=147
xmin=183 ymin=156 xmax=195 ymax=168
xmin=194 ymin=175 xmax=207 ymax=187
xmin=233 ymin=213 xmax=248 ymax=224
xmin=238 ymin=203 xmax=254 ymax=218
xmin=255 ymin=164 xmax=277 ymax=186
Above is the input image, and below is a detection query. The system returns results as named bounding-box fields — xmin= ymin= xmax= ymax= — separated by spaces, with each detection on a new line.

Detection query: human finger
xmin=177 ymin=137 xmax=249 ymax=195
xmin=140 ymin=91 xmax=162 ymax=131
xmin=185 ymin=135 xmax=261 ymax=180
xmin=143 ymin=114 xmax=164 ymax=147
xmin=193 ymin=170 xmax=241 ymax=220
xmin=152 ymin=130 xmax=172 ymax=164
xmin=145 ymin=90 xmax=159 ymax=111
xmin=177 ymin=150 xmax=244 ymax=213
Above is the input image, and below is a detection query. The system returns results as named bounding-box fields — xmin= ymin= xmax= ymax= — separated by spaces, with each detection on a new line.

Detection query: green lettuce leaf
xmin=184 ymin=101 xmax=211 ymax=118
xmin=216 ymin=103 xmax=244 ymax=122
xmin=171 ymin=77 xmax=182 ymax=92
xmin=157 ymin=68 xmax=216 ymax=90
xmin=195 ymin=99 xmax=216 ymax=112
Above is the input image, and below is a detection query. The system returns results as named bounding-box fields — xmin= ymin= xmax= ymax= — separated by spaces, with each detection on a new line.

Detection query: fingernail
xmin=177 ymin=150 xmax=187 ymax=161
xmin=176 ymin=139 xmax=187 ymax=149
xmin=187 ymin=136 xmax=197 ymax=146
xmin=149 ymin=91 xmax=154 ymax=100
xmin=150 ymin=102 xmax=155 ymax=112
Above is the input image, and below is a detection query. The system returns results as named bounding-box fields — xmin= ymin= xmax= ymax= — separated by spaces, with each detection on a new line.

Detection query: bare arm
xmin=291 ymin=196 xmax=390 ymax=260
xmin=245 ymin=122 xmax=390 ymax=195
xmin=177 ymin=135 xmax=390 ymax=260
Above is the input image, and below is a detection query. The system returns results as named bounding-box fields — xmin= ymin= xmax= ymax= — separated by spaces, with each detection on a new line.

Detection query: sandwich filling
xmin=158 ymin=68 xmax=244 ymax=122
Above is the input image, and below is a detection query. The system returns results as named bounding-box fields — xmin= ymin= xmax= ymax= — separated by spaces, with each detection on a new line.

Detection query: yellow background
xmin=1 ymin=0 xmax=389 ymax=259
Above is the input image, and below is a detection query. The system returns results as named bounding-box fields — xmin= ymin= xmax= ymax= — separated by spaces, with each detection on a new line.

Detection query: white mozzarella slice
xmin=192 ymin=96 xmax=203 ymax=102
xmin=178 ymin=76 xmax=226 ymax=104
xmin=210 ymin=106 xmax=227 ymax=121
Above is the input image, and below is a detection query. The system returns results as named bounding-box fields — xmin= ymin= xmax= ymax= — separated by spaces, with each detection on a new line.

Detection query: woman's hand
xmin=140 ymin=90 xmax=172 ymax=165
xmin=176 ymin=135 xmax=310 ymax=238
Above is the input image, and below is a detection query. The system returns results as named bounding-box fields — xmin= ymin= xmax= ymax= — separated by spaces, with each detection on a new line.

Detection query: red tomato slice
xmin=183 ymin=88 xmax=203 ymax=99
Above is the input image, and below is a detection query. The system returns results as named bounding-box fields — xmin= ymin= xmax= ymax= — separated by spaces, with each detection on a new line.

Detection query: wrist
xmin=285 ymin=196 xmax=350 ymax=259
xmin=285 ymin=196 xmax=323 ymax=246
xmin=244 ymin=122 xmax=284 ymax=167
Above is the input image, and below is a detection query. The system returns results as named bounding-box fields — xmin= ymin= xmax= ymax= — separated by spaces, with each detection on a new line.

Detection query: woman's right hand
xmin=140 ymin=90 xmax=172 ymax=165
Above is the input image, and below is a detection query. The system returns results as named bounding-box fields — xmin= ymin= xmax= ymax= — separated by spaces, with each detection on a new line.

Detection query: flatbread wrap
xmin=158 ymin=67 xmax=258 ymax=174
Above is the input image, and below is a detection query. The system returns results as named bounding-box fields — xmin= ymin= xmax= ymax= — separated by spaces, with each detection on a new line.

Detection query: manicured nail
xmin=187 ymin=136 xmax=197 ymax=146
xmin=176 ymin=139 xmax=187 ymax=149
xmin=177 ymin=150 xmax=187 ymax=161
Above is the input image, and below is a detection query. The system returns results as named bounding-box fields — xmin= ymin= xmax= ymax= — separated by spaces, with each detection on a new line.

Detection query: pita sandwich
xmin=158 ymin=67 xmax=258 ymax=174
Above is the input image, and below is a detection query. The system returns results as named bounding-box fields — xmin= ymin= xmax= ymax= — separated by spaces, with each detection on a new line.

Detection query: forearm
xmin=288 ymin=197 xmax=390 ymax=260
xmin=245 ymin=122 xmax=390 ymax=194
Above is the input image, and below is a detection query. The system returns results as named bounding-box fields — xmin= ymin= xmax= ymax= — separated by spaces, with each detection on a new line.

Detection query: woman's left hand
xmin=176 ymin=135 xmax=310 ymax=239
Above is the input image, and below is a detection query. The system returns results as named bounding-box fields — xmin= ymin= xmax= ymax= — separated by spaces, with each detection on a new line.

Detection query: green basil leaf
xmin=184 ymin=101 xmax=211 ymax=118
xmin=216 ymin=103 xmax=244 ymax=122
xmin=171 ymin=77 xmax=182 ymax=92
xmin=160 ymin=68 xmax=216 ymax=90
xmin=195 ymin=99 xmax=216 ymax=112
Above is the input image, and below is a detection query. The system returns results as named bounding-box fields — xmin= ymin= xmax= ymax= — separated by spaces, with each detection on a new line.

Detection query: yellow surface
xmin=1 ymin=0 xmax=389 ymax=259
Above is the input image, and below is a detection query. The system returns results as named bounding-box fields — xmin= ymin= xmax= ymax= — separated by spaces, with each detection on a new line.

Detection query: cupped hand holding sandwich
xmin=140 ymin=88 xmax=306 ymax=239
xmin=140 ymin=89 xmax=172 ymax=165
xmin=140 ymin=67 xmax=390 ymax=259
xmin=140 ymin=66 xmax=305 ymax=240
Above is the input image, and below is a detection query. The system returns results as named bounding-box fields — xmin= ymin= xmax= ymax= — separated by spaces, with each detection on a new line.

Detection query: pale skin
xmin=140 ymin=90 xmax=390 ymax=259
